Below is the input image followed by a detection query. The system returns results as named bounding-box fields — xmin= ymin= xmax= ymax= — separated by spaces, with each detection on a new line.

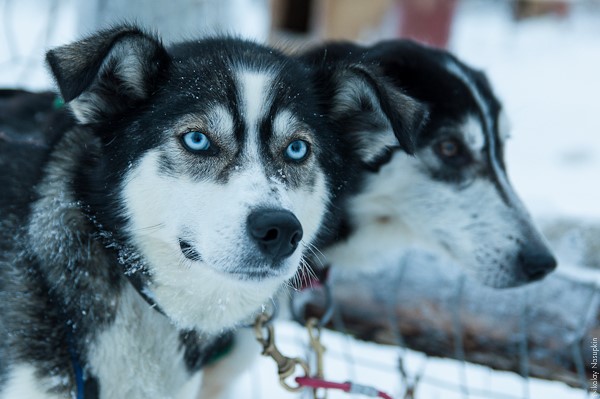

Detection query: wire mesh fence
xmin=243 ymin=253 xmax=593 ymax=399
xmin=233 ymin=314 xmax=588 ymax=399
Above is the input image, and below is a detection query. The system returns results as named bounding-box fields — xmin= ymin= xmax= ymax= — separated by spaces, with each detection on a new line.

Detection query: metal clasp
xmin=254 ymin=313 xmax=310 ymax=392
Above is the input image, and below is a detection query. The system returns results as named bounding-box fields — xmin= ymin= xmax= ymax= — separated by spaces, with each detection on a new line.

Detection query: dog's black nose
xmin=247 ymin=209 xmax=303 ymax=262
xmin=519 ymin=248 xmax=557 ymax=282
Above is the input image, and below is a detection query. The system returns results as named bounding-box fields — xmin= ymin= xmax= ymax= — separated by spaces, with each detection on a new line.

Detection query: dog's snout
xmin=247 ymin=209 xmax=303 ymax=262
xmin=518 ymin=248 xmax=557 ymax=282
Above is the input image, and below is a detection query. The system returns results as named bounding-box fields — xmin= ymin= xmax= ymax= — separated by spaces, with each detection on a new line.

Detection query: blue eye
xmin=285 ymin=140 xmax=310 ymax=162
xmin=182 ymin=131 xmax=211 ymax=153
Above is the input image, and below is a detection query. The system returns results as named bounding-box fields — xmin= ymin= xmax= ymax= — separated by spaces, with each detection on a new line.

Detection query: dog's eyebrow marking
xmin=445 ymin=61 xmax=492 ymax=141
xmin=444 ymin=60 xmax=517 ymax=205
xmin=462 ymin=114 xmax=486 ymax=152
xmin=167 ymin=106 xmax=235 ymax=143
xmin=206 ymin=105 xmax=235 ymax=137
xmin=273 ymin=110 xmax=294 ymax=136
xmin=272 ymin=110 xmax=307 ymax=139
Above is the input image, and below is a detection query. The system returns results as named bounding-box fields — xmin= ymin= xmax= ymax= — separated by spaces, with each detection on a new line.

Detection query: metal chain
xmin=253 ymin=313 xmax=310 ymax=392
xmin=307 ymin=317 xmax=327 ymax=399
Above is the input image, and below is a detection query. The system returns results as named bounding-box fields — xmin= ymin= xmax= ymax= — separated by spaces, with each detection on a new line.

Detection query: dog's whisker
xmin=302 ymin=241 xmax=327 ymax=267
xmin=300 ymin=256 xmax=318 ymax=281
xmin=308 ymin=242 xmax=326 ymax=261
xmin=134 ymin=223 xmax=167 ymax=233
xmin=291 ymin=257 xmax=318 ymax=290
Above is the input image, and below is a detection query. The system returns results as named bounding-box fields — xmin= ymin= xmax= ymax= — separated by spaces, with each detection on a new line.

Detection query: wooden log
xmin=305 ymin=250 xmax=599 ymax=389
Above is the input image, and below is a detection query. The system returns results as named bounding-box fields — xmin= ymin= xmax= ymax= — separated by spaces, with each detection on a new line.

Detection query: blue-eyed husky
xmin=0 ymin=26 xmax=426 ymax=398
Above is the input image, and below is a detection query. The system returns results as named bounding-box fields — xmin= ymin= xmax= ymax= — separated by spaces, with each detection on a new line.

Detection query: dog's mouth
xmin=179 ymin=239 xmax=202 ymax=262
xmin=230 ymin=268 xmax=279 ymax=280
xmin=178 ymin=238 xmax=288 ymax=280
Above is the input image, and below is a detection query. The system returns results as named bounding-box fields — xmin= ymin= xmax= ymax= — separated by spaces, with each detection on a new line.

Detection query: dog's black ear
xmin=46 ymin=24 xmax=169 ymax=123
xmin=331 ymin=65 xmax=428 ymax=165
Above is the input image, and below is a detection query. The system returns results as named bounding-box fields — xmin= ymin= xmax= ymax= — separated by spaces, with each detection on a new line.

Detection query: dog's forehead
xmin=161 ymin=51 xmax=316 ymax=141
xmin=167 ymin=40 xmax=311 ymax=107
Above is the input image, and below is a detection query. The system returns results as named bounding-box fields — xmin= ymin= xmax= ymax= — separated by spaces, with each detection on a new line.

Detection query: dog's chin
xmin=178 ymin=239 xmax=295 ymax=282
xmin=199 ymin=256 xmax=297 ymax=283
xmin=148 ymin=253 xmax=299 ymax=334
xmin=228 ymin=268 xmax=285 ymax=281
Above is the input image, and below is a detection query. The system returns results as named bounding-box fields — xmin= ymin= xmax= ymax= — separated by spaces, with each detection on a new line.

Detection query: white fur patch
xmin=207 ymin=105 xmax=235 ymax=138
xmin=87 ymin=286 xmax=191 ymax=399
xmin=0 ymin=365 xmax=64 ymax=399
xmin=239 ymin=71 xmax=270 ymax=150
xmin=238 ymin=70 xmax=280 ymax=167
xmin=272 ymin=110 xmax=301 ymax=139
xmin=462 ymin=114 xmax=486 ymax=153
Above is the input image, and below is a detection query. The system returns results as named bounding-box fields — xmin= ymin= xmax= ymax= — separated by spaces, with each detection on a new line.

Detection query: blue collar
xmin=66 ymin=328 xmax=85 ymax=399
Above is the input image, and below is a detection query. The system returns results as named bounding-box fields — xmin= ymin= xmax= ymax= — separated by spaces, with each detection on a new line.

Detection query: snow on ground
xmin=1 ymin=1 xmax=597 ymax=398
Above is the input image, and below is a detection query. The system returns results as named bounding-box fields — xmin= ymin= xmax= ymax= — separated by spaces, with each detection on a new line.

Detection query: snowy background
xmin=1 ymin=1 xmax=598 ymax=398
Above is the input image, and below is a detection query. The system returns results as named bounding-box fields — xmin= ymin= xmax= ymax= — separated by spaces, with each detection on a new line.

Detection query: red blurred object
xmin=397 ymin=0 xmax=459 ymax=49
xmin=295 ymin=376 xmax=395 ymax=399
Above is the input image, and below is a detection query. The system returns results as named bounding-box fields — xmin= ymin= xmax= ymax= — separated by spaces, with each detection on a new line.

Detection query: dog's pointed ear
xmin=46 ymin=24 xmax=169 ymax=123
xmin=331 ymin=65 xmax=428 ymax=166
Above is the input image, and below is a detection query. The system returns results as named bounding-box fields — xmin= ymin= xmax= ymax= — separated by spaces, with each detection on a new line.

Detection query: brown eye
xmin=433 ymin=138 xmax=472 ymax=167
xmin=436 ymin=139 xmax=461 ymax=158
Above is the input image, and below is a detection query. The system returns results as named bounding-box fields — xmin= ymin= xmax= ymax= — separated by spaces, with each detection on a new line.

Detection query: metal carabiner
xmin=254 ymin=313 xmax=310 ymax=392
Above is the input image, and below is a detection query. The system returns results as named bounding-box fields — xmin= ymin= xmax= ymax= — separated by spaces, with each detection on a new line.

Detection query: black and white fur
xmin=304 ymin=40 xmax=557 ymax=288
xmin=0 ymin=26 xmax=426 ymax=398
xmin=197 ymin=40 xmax=558 ymax=399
